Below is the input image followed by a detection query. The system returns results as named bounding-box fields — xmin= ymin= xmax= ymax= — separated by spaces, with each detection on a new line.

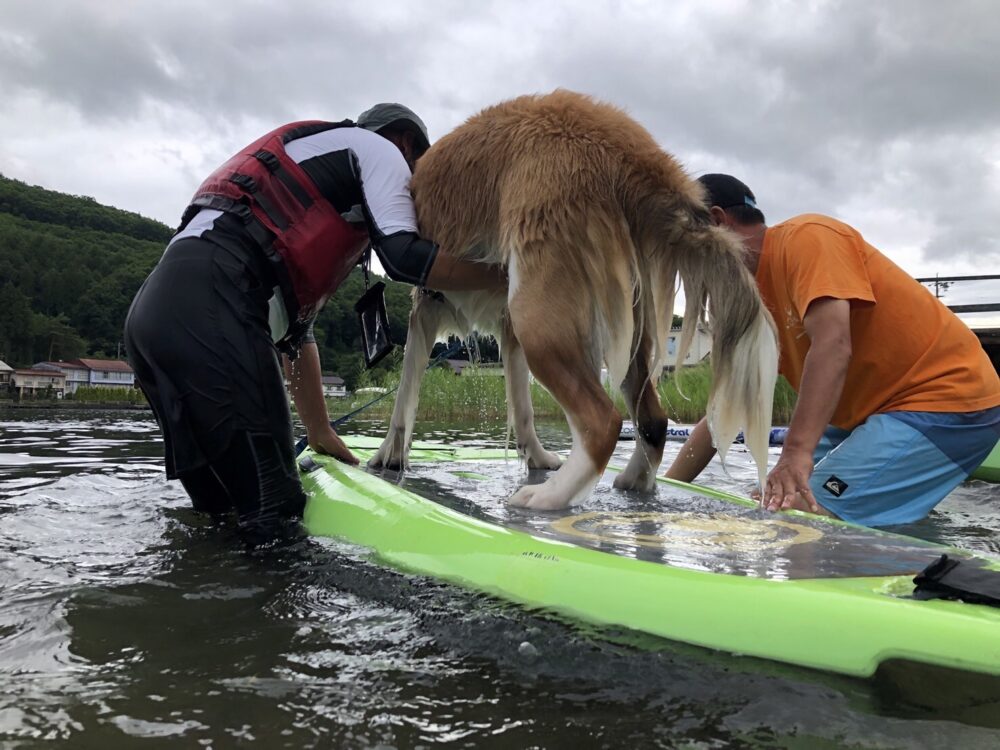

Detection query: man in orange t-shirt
xmin=666 ymin=174 xmax=1000 ymax=526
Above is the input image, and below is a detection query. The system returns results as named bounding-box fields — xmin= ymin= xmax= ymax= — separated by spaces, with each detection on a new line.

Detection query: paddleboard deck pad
xmin=300 ymin=436 xmax=1000 ymax=680
xmin=399 ymin=460 xmax=958 ymax=581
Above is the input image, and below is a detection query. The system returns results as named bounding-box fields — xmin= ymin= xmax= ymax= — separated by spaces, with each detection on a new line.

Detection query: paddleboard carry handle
xmin=298 ymin=455 xmax=322 ymax=473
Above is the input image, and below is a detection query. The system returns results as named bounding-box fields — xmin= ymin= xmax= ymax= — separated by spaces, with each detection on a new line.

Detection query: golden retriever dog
xmin=369 ymin=90 xmax=778 ymax=510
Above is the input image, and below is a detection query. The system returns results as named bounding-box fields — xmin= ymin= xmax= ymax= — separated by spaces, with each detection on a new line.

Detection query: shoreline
xmin=0 ymin=400 xmax=151 ymax=411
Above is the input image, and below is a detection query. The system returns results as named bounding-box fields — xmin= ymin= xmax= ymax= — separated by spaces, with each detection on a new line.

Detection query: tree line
xmin=0 ymin=174 xmax=486 ymax=389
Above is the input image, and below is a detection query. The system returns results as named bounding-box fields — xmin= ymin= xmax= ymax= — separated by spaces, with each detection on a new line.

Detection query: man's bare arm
xmin=764 ymin=297 xmax=852 ymax=512
xmin=664 ymin=417 xmax=717 ymax=482
xmin=284 ymin=342 xmax=358 ymax=465
xmin=423 ymin=252 xmax=507 ymax=292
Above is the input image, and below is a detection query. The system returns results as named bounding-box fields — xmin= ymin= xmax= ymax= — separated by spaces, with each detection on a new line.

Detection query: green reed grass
xmin=333 ymin=361 xmax=796 ymax=425
xmin=656 ymin=361 xmax=796 ymax=424
xmin=71 ymin=386 xmax=147 ymax=404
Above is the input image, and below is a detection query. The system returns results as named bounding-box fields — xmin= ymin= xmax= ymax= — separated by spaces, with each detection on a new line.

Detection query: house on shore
xmin=664 ymin=324 xmax=712 ymax=369
xmin=0 ymin=360 xmax=12 ymax=388
xmin=321 ymin=376 xmax=347 ymax=398
xmin=74 ymin=358 xmax=136 ymax=389
xmin=31 ymin=358 xmax=135 ymax=393
xmin=11 ymin=368 xmax=67 ymax=398
xmin=284 ymin=374 xmax=347 ymax=398
xmin=32 ymin=361 xmax=90 ymax=394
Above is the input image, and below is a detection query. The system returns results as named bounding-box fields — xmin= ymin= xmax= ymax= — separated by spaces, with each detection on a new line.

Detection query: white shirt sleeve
xmin=284 ymin=126 xmax=418 ymax=237
xmin=350 ymin=132 xmax=419 ymax=237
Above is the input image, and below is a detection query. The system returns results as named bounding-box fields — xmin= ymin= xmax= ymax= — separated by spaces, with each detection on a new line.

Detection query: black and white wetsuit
xmin=124 ymin=125 xmax=437 ymax=544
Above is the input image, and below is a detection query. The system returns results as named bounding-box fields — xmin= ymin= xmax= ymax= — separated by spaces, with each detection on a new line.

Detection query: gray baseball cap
xmin=357 ymin=103 xmax=431 ymax=155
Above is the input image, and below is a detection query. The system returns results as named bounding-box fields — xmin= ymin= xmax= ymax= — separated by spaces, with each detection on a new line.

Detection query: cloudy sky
xmin=1 ymin=0 xmax=997 ymax=316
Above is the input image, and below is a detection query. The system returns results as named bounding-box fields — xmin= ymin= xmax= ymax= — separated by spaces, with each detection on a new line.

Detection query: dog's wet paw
xmin=368 ymin=431 xmax=410 ymax=471
xmin=508 ymin=483 xmax=571 ymax=510
xmin=525 ymin=448 xmax=562 ymax=471
xmin=612 ymin=468 xmax=655 ymax=492
xmin=367 ymin=450 xmax=406 ymax=471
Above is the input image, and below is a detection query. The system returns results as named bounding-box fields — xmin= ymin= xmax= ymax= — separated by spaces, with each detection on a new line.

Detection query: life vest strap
xmin=253 ymin=150 xmax=314 ymax=210
xmin=188 ymin=193 xmax=249 ymax=221
xmin=229 ymin=173 xmax=289 ymax=231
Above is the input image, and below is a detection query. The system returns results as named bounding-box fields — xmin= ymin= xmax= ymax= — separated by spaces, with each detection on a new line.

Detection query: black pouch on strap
xmin=913 ymin=554 xmax=1000 ymax=607
xmin=355 ymin=281 xmax=394 ymax=368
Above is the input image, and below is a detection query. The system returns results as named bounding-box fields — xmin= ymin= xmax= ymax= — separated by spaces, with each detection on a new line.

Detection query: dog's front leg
xmin=368 ymin=292 xmax=446 ymax=470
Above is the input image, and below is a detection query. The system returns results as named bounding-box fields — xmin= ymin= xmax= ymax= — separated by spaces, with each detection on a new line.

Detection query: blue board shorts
xmin=809 ymin=406 xmax=1000 ymax=527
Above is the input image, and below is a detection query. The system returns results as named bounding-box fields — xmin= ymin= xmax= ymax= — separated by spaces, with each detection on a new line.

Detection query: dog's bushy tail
xmin=671 ymin=220 xmax=778 ymax=489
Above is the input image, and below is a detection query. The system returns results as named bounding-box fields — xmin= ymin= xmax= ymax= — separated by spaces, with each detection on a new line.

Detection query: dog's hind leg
xmin=613 ymin=332 xmax=669 ymax=491
xmin=506 ymin=264 xmax=621 ymax=510
xmin=368 ymin=292 xmax=447 ymax=470
xmin=501 ymin=321 xmax=562 ymax=470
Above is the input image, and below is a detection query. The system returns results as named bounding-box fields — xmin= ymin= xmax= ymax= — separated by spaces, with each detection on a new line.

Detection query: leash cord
xmin=294 ymin=339 xmax=466 ymax=454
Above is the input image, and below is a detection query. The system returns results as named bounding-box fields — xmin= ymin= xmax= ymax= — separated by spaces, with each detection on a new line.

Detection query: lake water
xmin=1 ymin=407 xmax=998 ymax=748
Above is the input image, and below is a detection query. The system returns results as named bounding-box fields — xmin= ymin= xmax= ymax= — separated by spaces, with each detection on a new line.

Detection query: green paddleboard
xmin=300 ymin=436 xmax=1000 ymax=680
xmin=971 ymin=439 xmax=1000 ymax=482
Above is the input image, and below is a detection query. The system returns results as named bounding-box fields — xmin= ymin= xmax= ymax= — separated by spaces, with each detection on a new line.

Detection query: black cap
xmin=697 ymin=173 xmax=758 ymax=210
xmin=357 ymin=103 xmax=431 ymax=156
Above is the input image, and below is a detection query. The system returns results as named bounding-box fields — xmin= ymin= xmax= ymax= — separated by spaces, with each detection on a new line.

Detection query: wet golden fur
xmin=370 ymin=91 xmax=778 ymax=509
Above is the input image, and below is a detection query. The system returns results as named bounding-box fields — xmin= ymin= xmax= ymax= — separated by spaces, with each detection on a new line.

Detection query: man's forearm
xmin=664 ymin=417 xmax=717 ymax=481
xmin=284 ymin=342 xmax=331 ymax=435
xmin=424 ymin=252 xmax=507 ymax=292
xmin=783 ymin=342 xmax=849 ymax=456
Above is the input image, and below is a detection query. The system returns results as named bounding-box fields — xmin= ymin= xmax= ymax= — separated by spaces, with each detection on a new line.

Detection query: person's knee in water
xmin=179 ymin=430 xmax=306 ymax=545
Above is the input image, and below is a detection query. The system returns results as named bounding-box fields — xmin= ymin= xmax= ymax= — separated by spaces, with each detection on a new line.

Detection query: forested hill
xmin=0 ymin=174 xmax=173 ymax=366
xmin=0 ymin=174 xmax=439 ymax=388
xmin=0 ymin=174 xmax=174 ymax=244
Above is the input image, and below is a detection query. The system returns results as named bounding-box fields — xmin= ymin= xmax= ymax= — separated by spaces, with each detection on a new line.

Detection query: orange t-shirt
xmin=756 ymin=214 xmax=1000 ymax=430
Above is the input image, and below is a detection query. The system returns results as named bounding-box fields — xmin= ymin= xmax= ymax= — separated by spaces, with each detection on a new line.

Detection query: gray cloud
xmin=0 ymin=0 xmax=997 ymax=275
xmin=0 ymin=3 xmax=428 ymax=126
xmin=518 ymin=1 xmax=1000 ymax=266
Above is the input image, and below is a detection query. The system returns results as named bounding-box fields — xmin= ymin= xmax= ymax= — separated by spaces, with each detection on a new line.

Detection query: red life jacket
xmin=178 ymin=121 xmax=370 ymax=333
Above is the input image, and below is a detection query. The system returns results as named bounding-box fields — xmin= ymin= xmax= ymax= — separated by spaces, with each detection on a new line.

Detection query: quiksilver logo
xmin=822 ymin=476 xmax=848 ymax=497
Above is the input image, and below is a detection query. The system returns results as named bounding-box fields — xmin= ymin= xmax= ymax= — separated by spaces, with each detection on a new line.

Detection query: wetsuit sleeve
xmin=370 ymin=232 xmax=439 ymax=287
xmin=352 ymin=138 xmax=439 ymax=286
xmin=300 ymin=319 xmax=317 ymax=345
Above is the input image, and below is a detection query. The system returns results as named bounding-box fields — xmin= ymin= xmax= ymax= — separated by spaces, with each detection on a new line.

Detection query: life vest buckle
xmin=231 ymin=202 xmax=254 ymax=223
xmin=253 ymin=150 xmax=281 ymax=172
xmin=230 ymin=173 xmax=258 ymax=192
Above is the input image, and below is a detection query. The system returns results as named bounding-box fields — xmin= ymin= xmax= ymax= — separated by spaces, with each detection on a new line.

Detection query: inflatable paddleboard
xmin=972 ymin=439 xmax=1000 ymax=482
xmin=621 ymin=421 xmax=788 ymax=446
xmin=300 ymin=436 xmax=1000 ymax=680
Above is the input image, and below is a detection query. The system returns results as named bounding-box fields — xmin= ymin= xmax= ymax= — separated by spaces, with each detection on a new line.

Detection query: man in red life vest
xmin=125 ymin=104 xmax=504 ymax=544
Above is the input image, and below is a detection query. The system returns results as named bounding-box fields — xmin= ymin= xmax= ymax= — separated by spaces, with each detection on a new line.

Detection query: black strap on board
xmin=913 ymin=554 xmax=1000 ymax=608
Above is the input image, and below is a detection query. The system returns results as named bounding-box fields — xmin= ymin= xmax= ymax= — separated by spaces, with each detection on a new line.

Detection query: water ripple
xmin=0 ymin=408 xmax=998 ymax=748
